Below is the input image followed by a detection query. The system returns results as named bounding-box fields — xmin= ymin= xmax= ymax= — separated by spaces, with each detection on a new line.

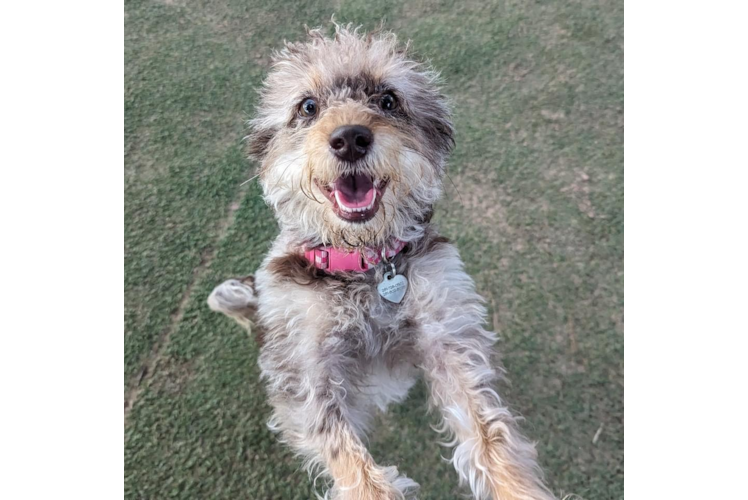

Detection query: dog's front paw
xmin=330 ymin=466 xmax=419 ymax=500
xmin=207 ymin=276 xmax=257 ymax=326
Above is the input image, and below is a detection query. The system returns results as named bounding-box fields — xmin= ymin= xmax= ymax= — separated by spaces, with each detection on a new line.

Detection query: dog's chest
xmin=292 ymin=275 xmax=414 ymax=364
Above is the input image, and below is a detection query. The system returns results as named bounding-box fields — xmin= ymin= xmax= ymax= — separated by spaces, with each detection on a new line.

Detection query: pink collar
xmin=303 ymin=240 xmax=407 ymax=273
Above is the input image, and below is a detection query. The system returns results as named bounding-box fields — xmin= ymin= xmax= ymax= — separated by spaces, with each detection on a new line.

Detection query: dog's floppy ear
xmin=247 ymin=125 xmax=275 ymax=161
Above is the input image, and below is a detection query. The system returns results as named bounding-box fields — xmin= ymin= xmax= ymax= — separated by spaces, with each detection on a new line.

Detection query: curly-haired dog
xmin=209 ymin=24 xmax=556 ymax=500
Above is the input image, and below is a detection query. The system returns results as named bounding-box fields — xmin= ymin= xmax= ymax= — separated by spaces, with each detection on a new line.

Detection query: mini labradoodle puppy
xmin=209 ymin=24 xmax=555 ymax=500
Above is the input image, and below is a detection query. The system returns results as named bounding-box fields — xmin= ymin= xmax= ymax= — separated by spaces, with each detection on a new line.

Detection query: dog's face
xmin=250 ymin=26 xmax=454 ymax=249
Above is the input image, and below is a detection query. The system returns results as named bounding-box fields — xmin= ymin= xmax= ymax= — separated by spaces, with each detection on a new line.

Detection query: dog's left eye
xmin=299 ymin=98 xmax=318 ymax=117
xmin=379 ymin=93 xmax=398 ymax=111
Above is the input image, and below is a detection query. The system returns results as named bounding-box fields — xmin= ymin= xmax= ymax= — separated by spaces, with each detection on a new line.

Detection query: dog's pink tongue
xmin=334 ymin=173 xmax=375 ymax=208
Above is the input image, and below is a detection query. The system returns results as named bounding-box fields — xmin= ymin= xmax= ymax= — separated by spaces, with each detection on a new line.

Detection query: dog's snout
xmin=329 ymin=125 xmax=373 ymax=162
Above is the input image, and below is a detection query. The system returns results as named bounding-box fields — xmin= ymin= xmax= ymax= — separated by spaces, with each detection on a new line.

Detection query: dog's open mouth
xmin=315 ymin=173 xmax=389 ymax=223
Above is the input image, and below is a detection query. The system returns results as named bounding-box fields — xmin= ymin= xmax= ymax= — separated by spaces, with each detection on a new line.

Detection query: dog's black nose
xmin=329 ymin=125 xmax=373 ymax=162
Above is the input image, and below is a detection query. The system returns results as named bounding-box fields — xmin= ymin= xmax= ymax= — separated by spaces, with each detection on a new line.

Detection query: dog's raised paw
xmin=207 ymin=276 xmax=257 ymax=325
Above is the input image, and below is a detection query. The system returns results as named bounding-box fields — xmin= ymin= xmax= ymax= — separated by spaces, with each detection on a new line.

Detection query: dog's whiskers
xmin=240 ymin=174 xmax=260 ymax=186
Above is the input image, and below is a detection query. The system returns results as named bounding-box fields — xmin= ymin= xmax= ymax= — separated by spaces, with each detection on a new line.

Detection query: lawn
xmin=124 ymin=0 xmax=623 ymax=498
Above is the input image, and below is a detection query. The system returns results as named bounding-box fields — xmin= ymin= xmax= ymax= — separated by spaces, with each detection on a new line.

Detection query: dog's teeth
xmin=334 ymin=191 xmax=353 ymax=212
xmin=334 ymin=190 xmax=376 ymax=213
xmin=362 ymin=191 xmax=376 ymax=211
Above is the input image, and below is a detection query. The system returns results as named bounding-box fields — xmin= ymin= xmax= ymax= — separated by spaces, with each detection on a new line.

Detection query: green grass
xmin=124 ymin=0 xmax=623 ymax=498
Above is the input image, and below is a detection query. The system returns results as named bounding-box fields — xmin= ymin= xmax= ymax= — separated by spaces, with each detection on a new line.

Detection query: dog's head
xmin=250 ymin=24 xmax=454 ymax=249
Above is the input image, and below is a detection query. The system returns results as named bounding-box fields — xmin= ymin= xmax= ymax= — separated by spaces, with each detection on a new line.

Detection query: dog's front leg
xmin=417 ymin=316 xmax=556 ymax=500
xmin=207 ymin=276 xmax=257 ymax=328
xmin=408 ymin=240 xmax=555 ymax=499
xmin=315 ymin=417 xmax=414 ymax=500
xmin=260 ymin=337 xmax=417 ymax=500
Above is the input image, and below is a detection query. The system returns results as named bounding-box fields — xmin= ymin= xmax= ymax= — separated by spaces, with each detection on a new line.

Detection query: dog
xmin=208 ymin=24 xmax=556 ymax=500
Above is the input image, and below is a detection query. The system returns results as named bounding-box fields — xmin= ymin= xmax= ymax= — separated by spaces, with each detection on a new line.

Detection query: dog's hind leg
xmin=207 ymin=275 xmax=257 ymax=329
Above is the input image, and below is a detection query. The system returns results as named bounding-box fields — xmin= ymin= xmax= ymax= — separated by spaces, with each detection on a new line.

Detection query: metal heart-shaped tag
xmin=377 ymin=272 xmax=408 ymax=304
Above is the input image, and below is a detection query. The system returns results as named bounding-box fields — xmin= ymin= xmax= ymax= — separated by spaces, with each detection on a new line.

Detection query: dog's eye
xmin=379 ymin=93 xmax=398 ymax=112
xmin=299 ymin=98 xmax=318 ymax=118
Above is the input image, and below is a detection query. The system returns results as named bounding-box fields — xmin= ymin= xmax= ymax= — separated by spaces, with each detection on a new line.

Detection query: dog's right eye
xmin=299 ymin=98 xmax=318 ymax=118
xmin=379 ymin=92 xmax=398 ymax=112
